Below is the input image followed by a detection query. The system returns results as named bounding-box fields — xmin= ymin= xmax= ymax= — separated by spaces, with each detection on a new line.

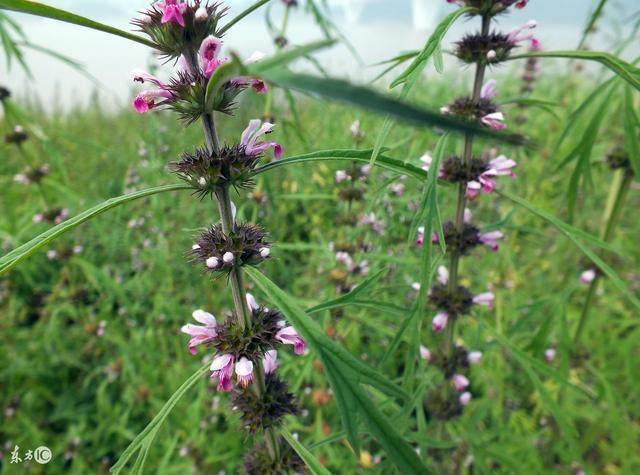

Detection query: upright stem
xmin=444 ymin=14 xmax=490 ymax=354
xmin=190 ymin=48 xmax=280 ymax=462
xmin=573 ymin=170 xmax=633 ymax=344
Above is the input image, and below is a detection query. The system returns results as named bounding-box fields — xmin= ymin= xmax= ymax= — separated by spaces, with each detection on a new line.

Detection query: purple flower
xmin=181 ymin=309 xmax=217 ymax=355
xmin=263 ymin=350 xmax=279 ymax=374
xmin=432 ymin=312 xmax=449 ymax=333
xmin=335 ymin=170 xmax=349 ymax=183
xmin=241 ymin=120 xmax=283 ymax=158
xmin=131 ymin=70 xmax=174 ymax=114
xmin=544 ymin=348 xmax=556 ymax=363
xmin=199 ymin=36 xmax=226 ymax=78
xmin=459 ymin=391 xmax=472 ymax=406
xmin=466 ymin=155 xmax=517 ymax=198
xmin=473 ymin=292 xmax=495 ymax=310
xmin=481 ymin=79 xmax=498 ymax=100
xmin=580 ymin=269 xmax=596 ymax=284
xmin=156 ymin=0 xmax=188 ymax=27
xmin=479 ymin=230 xmax=504 ymax=251
xmin=235 ymin=357 xmax=254 ymax=388
xmin=468 ymin=351 xmax=482 ymax=365
xmin=452 ymin=374 xmax=470 ymax=392
xmin=507 ymin=20 xmax=538 ymax=46
xmin=481 ymin=111 xmax=506 ymax=130
xmin=276 ymin=325 xmax=307 ymax=355
xmin=211 ymin=353 xmax=235 ymax=392
xmin=246 ymin=293 xmax=259 ymax=312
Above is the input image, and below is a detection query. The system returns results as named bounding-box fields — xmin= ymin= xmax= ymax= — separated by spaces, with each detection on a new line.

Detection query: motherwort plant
xmin=419 ymin=0 xmax=535 ymax=419
xmin=131 ymin=1 xmax=306 ymax=471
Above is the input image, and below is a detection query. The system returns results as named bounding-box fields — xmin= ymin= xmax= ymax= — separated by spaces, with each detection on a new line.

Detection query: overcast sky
xmin=2 ymin=0 xmax=638 ymax=109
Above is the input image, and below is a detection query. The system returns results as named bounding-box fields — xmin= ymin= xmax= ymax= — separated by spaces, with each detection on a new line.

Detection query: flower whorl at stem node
xmin=181 ymin=295 xmax=306 ymax=392
xmin=244 ymin=436 xmax=306 ymax=475
xmin=446 ymin=0 xmax=529 ymax=16
xmin=190 ymin=223 xmax=271 ymax=273
xmin=231 ymin=373 xmax=298 ymax=433
xmin=0 ymin=86 xmax=10 ymax=101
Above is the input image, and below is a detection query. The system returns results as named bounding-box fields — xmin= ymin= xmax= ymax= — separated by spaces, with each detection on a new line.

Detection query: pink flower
xmin=263 ymin=350 xmax=279 ymax=374
xmin=156 ymin=0 xmax=188 ymax=27
xmin=246 ymin=293 xmax=259 ymax=311
xmin=452 ymin=374 xmax=470 ymax=392
xmin=580 ymin=269 xmax=596 ymax=284
xmin=544 ymin=348 xmax=556 ymax=363
xmin=335 ymin=170 xmax=349 ymax=183
xmin=515 ymin=0 xmax=530 ymax=8
xmin=336 ymin=251 xmax=354 ymax=270
xmin=416 ymin=226 xmax=425 ymax=246
xmin=211 ymin=354 xmax=234 ymax=391
xmin=473 ymin=292 xmax=495 ymax=310
xmin=437 ymin=265 xmax=449 ymax=285
xmin=507 ymin=20 xmax=537 ymax=46
xmin=240 ymin=120 xmax=283 ymax=158
xmin=481 ymin=111 xmax=506 ymax=130
xmin=235 ymin=357 xmax=254 ymax=388
xmin=276 ymin=325 xmax=307 ymax=355
xmin=468 ymin=351 xmax=482 ymax=365
xmin=479 ymin=231 xmax=504 ymax=251
xmin=199 ymin=36 xmax=226 ymax=78
xmin=466 ymin=155 xmax=517 ymax=198
xmin=419 ymin=345 xmax=431 ymax=362
xmin=181 ymin=309 xmax=217 ymax=355
xmin=133 ymin=88 xmax=173 ymax=114
xmin=432 ymin=312 xmax=448 ymax=333
xmin=481 ymin=79 xmax=498 ymax=100
xmin=459 ymin=391 xmax=472 ymax=406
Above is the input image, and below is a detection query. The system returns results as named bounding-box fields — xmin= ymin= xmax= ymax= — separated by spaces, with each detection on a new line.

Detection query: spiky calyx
xmin=424 ymin=385 xmax=465 ymax=421
xmin=339 ymin=186 xmax=365 ymax=202
xmin=429 ymin=284 xmax=474 ymax=317
xmin=244 ymin=437 xmax=306 ymax=475
xmin=170 ymin=145 xmax=261 ymax=196
xmin=214 ymin=307 xmax=284 ymax=362
xmin=132 ymin=1 xmax=227 ymax=60
xmin=232 ymin=374 xmax=298 ymax=433
xmin=445 ymin=97 xmax=498 ymax=122
xmin=191 ymin=223 xmax=271 ymax=273
xmin=167 ymin=71 xmax=243 ymax=125
xmin=454 ymin=0 xmax=526 ymax=17
xmin=431 ymin=346 xmax=470 ymax=378
xmin=455 ymin=32 xmax=515 ymax=65
xmin=4 ymin=128 xmax=28 ymax=145
xmin=440 ymin=221 xmax=482 ymax=256
xmin=440 ymin=156 xmax=489 ymax=184
xmin=0 ymin=86 xmax=10 ymax=102
xmin=606 ymin=146 xmax=634 ymax=175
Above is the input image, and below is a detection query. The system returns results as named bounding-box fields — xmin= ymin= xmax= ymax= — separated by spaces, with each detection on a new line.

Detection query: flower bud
xmin=468 ymin=351 xmax=482 ymax=365
xmin=223 ymin=252 xmax=234 ymax=264
xmin=195 ymin=6 xmax=208 ymax=21
xmin=206 ymin=256 xmax=220 ymax=269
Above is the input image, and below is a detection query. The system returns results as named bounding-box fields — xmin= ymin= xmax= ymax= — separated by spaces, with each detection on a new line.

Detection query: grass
xmin=0 ymin=67 xmax=639 ymax=474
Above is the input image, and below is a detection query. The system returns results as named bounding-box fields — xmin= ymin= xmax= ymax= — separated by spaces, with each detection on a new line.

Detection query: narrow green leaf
xmin=306 ymin=268 xmax=387 ymax=314
xmin=390 ymin=7 xmax=474 ymax=88
xmin=244 ymin=267 xmax=409 ymax=402
xmin=507 ymin=50 xmax=640 ymax=91
xmin=110 ymin=364 xmax=209 ymax=474
xmin=218 ymin=0 xmax=272 ymax=35
xmin=623 ymin=86 xmax=640 ymax=176
xmin=247 ymin=39 xmax=336 ymax=75
xmin=260 ymin=70 xmax=526 ymax=145
xmin=577 ymin=0 xmax=609 ymax=50
xmin=0 ymin=0 xmax=155 ymax=47
xmin=0 ymin=184 xmax=190 ymax=275
xmin=498 ymin=190 xmax=640 ymax=312
xmin=281 ymin=429 xmax=331 ymax=475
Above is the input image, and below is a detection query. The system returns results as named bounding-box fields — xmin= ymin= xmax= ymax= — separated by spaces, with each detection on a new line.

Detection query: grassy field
xmin=1 ymin=65 xmax=639 ymax=475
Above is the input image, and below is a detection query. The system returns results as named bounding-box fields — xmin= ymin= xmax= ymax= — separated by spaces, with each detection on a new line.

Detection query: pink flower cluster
xmin=181 ymin=294 xmax=306 ymax=391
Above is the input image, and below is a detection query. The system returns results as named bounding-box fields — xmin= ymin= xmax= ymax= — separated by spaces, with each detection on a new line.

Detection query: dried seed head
xmin=424 ymin=385 xmax=466 ymax=421
xmin=456 ymin=32 xmax=515 ymax=65
xmin=191 ymin=223 xmax=270 ymax=273
xmin=439 ymin=221 xmax=482 ymax=255
xmin=4 ymin=126 xmax=28 ymax=146
xmin=231 ymin=374 xmax=298 ymax=433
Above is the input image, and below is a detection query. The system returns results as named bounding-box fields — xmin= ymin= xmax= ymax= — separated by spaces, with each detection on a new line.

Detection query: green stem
xmin=190 ymin=48 xmax=280 ymax=462
xmin=444 ymin=14 xmax=490 ymax=355
xmin=573 ymin=170 xmax=633 ymax=344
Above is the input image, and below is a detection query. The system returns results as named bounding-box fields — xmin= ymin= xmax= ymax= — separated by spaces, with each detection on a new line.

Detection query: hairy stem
xmin=573 ymin=170 xmax=633 ymax=344
xmin=444 ymin=14 xmax=491 ymax=354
